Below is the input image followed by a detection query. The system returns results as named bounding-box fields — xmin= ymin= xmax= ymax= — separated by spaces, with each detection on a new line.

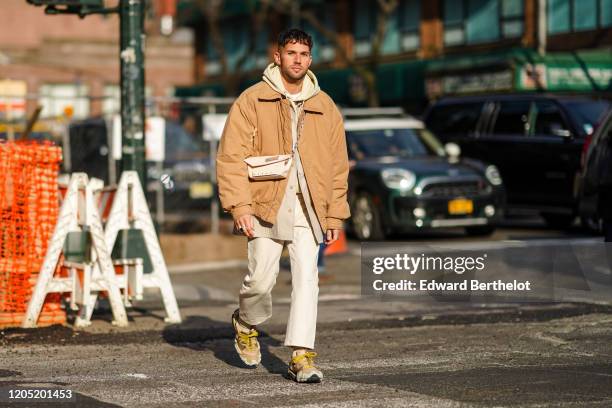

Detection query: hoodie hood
xmin=262 ymin=63 xmax=320 ymax=102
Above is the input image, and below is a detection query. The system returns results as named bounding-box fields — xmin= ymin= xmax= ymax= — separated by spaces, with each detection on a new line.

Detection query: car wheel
xmin=542 ymin=213 xmax=575 ymax=229
xmin=351 ymin=192 xmax=385 ymax=241
xmin=465 ymin=226 xmax=496 ymax=236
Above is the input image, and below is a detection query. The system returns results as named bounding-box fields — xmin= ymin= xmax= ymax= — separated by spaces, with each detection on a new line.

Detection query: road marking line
xmin=169 ymin=260 xmax=248 ymax=274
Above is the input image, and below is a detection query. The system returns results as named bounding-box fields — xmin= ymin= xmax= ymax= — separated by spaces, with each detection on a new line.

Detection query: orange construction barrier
xmin=324 ymin=230 xmax=348 ymax=256
xmin=0 ymin=140 xmax=65 ymax=328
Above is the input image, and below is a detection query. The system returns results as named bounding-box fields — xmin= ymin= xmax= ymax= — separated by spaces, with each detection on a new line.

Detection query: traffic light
xmin=26 ymin=0 xmax=105 ymax=17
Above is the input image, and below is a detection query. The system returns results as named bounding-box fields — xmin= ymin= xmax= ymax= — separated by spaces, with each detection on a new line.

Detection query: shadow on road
xmin=162 ymin=315 xmax=287 ymax=375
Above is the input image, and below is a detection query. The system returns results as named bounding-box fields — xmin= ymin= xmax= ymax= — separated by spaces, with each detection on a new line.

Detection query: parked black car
xmin=345 ymin=116 xmax=505 ymax=240
xmin=424 ymin=94 xmax=610 ymax=228
xmin=580 ymin=108 xmax=612 ymax=238
xmin=67 ymin=117 xmax=213 ymax=218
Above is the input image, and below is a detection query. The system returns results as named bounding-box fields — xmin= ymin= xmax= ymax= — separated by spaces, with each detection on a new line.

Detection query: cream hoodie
xmin=262 ymin=63 xmax=320 ymax=102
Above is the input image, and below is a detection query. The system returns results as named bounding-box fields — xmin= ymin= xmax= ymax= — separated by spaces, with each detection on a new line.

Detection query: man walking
xmin=216 ymin=29 xmax=350 ymax=383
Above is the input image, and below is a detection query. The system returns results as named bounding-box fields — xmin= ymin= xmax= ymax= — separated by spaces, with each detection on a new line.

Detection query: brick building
xmin=177 ymin=0 xmax=611 ymax=111
xmin=0 ymin=0 xmax=194 ymax=121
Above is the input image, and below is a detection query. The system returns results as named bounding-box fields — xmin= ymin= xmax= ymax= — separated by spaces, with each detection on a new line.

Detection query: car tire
xmin=542 ymin=213 xmax=575 ymax=229
xmin=351 ymin=192 xmax=385 ymax=241
xmin=465 ymin=225 xmax=496 ymax=236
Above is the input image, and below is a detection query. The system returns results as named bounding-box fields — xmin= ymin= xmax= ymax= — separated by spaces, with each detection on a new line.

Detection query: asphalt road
xmin=1 ymin=306 xmax=611 ymax=407
xmin=1 ymin=221 xmax=610 ymax=407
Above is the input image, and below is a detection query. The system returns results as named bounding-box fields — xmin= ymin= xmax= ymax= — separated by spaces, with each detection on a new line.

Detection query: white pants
xmin=239 ymin=195 xmax=320 ymax=349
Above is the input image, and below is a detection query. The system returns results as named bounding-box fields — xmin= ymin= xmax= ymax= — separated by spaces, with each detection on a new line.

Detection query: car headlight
xmin=381 ymin=168 xmax=416 ymax=191
xmin=485 ymin=165 xmax=503 ymax=186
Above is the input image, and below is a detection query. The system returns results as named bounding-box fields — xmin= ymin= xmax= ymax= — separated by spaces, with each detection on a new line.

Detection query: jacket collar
xmin=257 ymin=81 xmax=325 ymax=114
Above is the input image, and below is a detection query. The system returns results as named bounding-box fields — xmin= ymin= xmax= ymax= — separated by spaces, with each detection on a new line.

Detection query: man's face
xmin=274 ymin=41 xmax=312 ymax=82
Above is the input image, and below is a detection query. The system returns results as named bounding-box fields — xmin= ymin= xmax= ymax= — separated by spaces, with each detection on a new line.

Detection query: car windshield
xmin=347 ymin=128 xmax=443 ymax=159
xmin=561 ymin=100 xmax=610 ymax=135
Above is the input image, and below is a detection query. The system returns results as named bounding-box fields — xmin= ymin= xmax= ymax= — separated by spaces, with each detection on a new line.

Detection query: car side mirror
xmin=445 ymin=142 xmax=461 ymax=162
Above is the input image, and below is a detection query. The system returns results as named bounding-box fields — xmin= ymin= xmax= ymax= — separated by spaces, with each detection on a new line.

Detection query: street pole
xmin=120 ymin=0 xmax=146 ymax=188
xmin=537 ymin=0 xmax=547 ymax=56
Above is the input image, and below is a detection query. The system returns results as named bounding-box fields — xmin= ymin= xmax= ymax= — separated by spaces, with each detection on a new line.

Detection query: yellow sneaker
xmin=288 ymin=351 xmax=323 ymax=383
xmin=231 ymin=309 xmax=261 ymax=366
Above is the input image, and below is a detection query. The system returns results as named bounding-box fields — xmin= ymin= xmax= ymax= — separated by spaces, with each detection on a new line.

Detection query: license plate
xmin=189 ymin=182 xmax=213 ymax=199
xmin=448 ymin=198 xmax=473 ymax=215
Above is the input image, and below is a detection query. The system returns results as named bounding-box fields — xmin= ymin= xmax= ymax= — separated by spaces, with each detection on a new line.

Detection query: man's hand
xmin=235 ymin=214 xmax=255 ymax=238
xmin=325 ymin=229 xmax=340 ymax=245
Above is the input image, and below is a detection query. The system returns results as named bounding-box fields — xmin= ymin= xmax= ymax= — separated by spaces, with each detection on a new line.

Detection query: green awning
xmin=317 ymin=60 xmax=426 ymax=106
xmin=425 ymin=47 xmax=612 ymax=94
xmin=514 ymin=49 xmax=612 ymax=92
xmin=178 ymin=61 xmax=427 ymax=107
xmin=426 ymin=48 xmax=532 ymax=74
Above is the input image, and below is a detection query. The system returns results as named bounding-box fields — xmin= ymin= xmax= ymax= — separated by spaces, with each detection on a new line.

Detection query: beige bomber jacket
xmin=216 ymin=81 xmax=350 ymax=231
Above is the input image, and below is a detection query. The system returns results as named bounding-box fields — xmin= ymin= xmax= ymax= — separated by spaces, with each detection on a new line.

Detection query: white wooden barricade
xmin=79 ymin=171 xmax=182 ymax=324
xmin=22 ymin=173 xmax=128 ymax=328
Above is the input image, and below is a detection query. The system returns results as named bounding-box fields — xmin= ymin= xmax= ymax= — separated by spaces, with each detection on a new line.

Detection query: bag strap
xmin=293 ymin=102 xmax=305 ymax=155
xmin=250 ymin=126 xmax=257 ymax=152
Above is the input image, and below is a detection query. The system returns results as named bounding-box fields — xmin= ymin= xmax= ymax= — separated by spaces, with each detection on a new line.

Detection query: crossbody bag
xmin=244 ymin=102 xmax=305 ymax=181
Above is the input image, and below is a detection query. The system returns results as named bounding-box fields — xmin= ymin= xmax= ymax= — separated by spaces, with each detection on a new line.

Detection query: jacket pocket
xmin=251 ymin=179 xmax=277 ymax=203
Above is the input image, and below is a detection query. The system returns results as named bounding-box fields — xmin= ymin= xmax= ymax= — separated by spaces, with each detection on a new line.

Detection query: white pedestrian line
xmin=125 ymin=373 xmax=149 ymax=379
xmin=277 ymin=293 xmax=362 ymax=303
xmin=169 ymin=260 xmax=248 ymax=274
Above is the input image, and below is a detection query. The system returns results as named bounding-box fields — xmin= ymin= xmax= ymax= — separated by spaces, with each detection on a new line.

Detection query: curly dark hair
xmin=277 ymin=28 xmax=313 ymax=50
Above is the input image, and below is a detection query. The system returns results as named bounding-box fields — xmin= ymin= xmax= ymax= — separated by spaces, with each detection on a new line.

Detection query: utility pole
xmin=119 ymin=0 xmax=146 ymax=188
xmin=26 ymin=0 xmax=147 ymax=186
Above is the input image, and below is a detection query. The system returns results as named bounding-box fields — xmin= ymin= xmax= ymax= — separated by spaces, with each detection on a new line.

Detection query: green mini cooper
xmin=345 ymin=115 xmax=506 ymax=240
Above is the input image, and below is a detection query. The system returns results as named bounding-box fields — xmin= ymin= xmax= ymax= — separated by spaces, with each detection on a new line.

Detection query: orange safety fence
xmin=0 ymin=140 xmax=65 ymax=328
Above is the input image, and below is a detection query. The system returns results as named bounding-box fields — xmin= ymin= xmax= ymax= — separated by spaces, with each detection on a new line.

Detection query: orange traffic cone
xmin=324 ymin=230 xmax=348 ymax=256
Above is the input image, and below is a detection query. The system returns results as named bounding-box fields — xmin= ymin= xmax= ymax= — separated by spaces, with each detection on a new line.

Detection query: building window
xmin=398 ymin=0 xmax=421 ymax=52
xmin=353 ymin=0 xmax=376 ymax=56
xmin=501 ymin=0 xmax=524 ymax=38
xmin=205 ymin=33 xmax=222 ymax=76
xmin=443 ymin=0 xmax=524 ymax=46
xmin=255 ymin=28 xmax=269 ymax=69
xmin=466 ymin=0 xmax=500 ymax=43
xmin=39 ymin=84 xmax=89 ymax=119
xmin=574 ymin=0 xmax=597 ymax=30
xmin=603 ymin=0 xmax=612 ymax=27
xmin=382 ymin=8 xmax=401 ymax=55
xmin=203 ymin=20 xmax=250 ymax=75
xmin=443 ymin=0 xmax=465 ymax=46
xmin=303 ymin=8 xmax=336 ymax=62
xmin=357 ymin=0 xmax=420 ymax=56
xmin=225 ymin=22 xmax=248 ymax=73
xmin=548 ymin=0 xmax=611 ymax=34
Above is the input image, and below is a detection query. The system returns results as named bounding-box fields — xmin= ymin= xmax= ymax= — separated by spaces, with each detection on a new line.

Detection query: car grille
xmin=420 ymin=180 xmax=484 ymax=198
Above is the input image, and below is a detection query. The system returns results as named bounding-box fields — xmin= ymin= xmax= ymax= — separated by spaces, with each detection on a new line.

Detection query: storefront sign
xmin=426 ymin=70 xmax=513 ymax=98
xmin=519 ymin=63 xmax=612 ymax=91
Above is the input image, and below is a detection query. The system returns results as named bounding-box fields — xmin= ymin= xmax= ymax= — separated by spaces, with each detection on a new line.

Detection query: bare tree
xmin=196 ymin=0 xmax=271 ymax=96
xmin=272 ymin=0 xmax=399 ymax=107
